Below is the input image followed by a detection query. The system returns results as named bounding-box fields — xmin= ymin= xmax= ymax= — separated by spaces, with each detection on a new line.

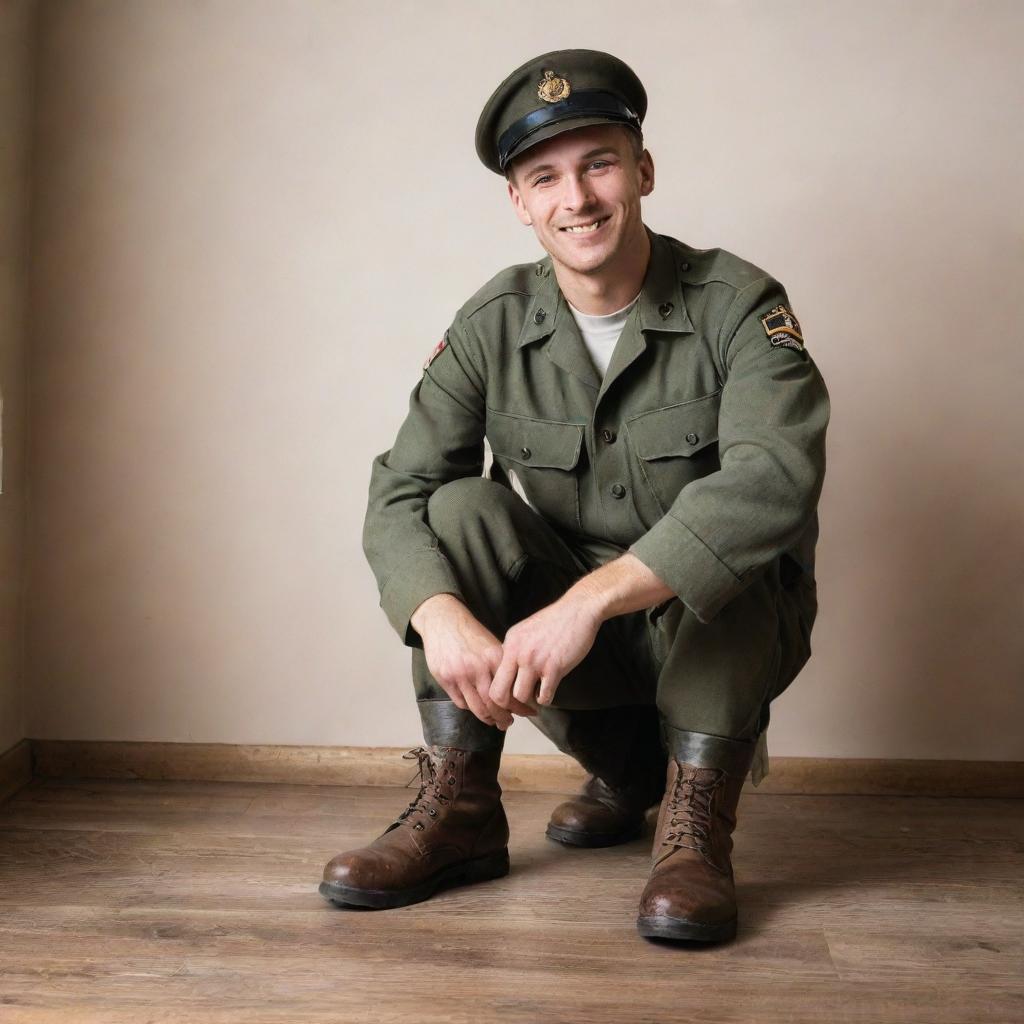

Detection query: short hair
xmin=505 ymin=125 xmax=645 ymax=184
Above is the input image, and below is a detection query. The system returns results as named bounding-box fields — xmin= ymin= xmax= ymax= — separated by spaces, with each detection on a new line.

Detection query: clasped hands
xmin=410 ymin=590 xmax=604 ymax=730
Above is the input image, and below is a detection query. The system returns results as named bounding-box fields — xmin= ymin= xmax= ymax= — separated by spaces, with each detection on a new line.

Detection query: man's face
xmin=506 ymin=123 xmax=654 ymax=277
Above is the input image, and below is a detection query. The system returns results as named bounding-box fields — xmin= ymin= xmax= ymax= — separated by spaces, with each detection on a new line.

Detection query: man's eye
xmin=533 ymin=175 xmax=553 ymax=186
xmin=589 ymin=161 xmax=610 ymax=170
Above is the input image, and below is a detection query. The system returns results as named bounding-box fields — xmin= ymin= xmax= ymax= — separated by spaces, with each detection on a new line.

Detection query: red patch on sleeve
xmin=423 ymin=334 xmax=448 ymax=370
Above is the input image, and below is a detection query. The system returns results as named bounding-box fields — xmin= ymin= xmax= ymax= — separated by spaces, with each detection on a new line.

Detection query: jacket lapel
xmin=518 ymin=267 xmax=601 ymax=390
xmin=596 ymin=228 xmax=694 ymax=405
xmin=516 ymin=228 xmax=694 ymax=401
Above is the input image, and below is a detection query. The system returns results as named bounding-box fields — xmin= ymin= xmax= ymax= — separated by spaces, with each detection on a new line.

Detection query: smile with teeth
xmin=561 ymin=217 xmax=608 ymax=234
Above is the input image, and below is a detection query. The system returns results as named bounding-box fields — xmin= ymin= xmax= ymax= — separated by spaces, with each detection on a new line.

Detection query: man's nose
xmin=561 ymin=173 xmax=593 ymax=212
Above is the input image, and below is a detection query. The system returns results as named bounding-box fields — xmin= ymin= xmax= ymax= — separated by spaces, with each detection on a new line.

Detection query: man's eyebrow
xmin=520 ymin=146 xmax=621 ymax=178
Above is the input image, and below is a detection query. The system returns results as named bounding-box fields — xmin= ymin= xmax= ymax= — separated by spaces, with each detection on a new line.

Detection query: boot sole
xmin=636 ymin=914 xmax=737 ymax=944
xmin=319 ymin=848 xmax=510 ymax=910
xmin=545 ymin=822 xmax=643 ymax=848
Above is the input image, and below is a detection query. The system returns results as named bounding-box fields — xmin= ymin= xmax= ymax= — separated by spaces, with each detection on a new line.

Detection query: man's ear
xmin=638 ymin=149 xmax=655 ymax=198
xmin=507 ymin=179 xmax=533 ymax=226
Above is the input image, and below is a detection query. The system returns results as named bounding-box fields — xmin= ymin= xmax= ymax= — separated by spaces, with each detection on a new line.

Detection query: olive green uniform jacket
xmin=363 ymin=226 xmax=829 ymax=708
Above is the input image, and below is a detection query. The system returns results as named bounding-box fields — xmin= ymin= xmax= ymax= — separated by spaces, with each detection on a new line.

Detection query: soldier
xmin=320 ymin=49 xmax=829 ymax=944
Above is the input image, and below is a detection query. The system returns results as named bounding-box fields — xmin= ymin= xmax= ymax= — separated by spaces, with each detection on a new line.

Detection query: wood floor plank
xmin=0 ymin=777 xmax=1021 ymax=1023
xmin=1 ymin=960 xmax=1021 ymax=1024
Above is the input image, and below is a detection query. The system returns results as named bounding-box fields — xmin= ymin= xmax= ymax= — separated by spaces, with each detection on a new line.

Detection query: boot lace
xmin=395 ymin=746 xmax=454 ymax=830
xmin=662 ymin=766 xmax=722 ymax=856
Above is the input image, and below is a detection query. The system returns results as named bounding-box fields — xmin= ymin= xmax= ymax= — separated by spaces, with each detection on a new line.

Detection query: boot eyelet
xmin=413 ymin=822 xmax=424 ymax=830
xmin=448 ymin=776 xmax=456 ymax=785
xmin=428 ymin=808 xmax=437 ymax=816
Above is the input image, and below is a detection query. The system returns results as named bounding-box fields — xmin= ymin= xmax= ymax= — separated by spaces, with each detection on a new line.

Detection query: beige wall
xmin=0 ymin=0 xmax=33 ymax=757
xmin=24 ymin=1 xmax=1024 ymax=759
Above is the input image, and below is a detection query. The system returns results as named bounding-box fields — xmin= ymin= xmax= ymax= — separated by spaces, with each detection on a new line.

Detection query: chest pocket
xmin=486 ymin=409 xmax=585 ymax=532
xmin=625 ymin=390 xmax=721 ymax=516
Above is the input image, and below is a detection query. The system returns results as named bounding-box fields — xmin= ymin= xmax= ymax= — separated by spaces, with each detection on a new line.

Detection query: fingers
xmin=435 ymin=664 xmax=513 ymax=730
xmin=426 ymin=627 xmax=535 ymax=729
xmin=438 ymin=679 xmax=469 ymax=712
xmin=512 ymin=664 xmax=540 ymax=707
xmin=536 ymin=673 xmax=560 ymax=707
xmin=491 ymin=644 xmax=549 ymax=719
xmin=488 ymin=653 xmax=518 ymax=712
xmin=457 ymin=674 xmax=496 ymax=726
xmin=474 ymin=666 xmax=513 ymax=730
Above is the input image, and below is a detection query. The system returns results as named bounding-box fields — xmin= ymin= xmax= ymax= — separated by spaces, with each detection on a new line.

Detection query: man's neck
xmin=552 ymin=224 xmax=652 ymax=315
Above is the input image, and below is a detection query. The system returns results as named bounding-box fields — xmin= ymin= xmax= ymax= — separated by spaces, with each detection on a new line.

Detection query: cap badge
xmin=537 ymin=70 xmax=571 ymax=103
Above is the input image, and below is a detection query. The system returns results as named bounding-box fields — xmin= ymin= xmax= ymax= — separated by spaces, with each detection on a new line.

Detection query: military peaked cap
xmin=475 ymin=49 xmax=648 ymax=175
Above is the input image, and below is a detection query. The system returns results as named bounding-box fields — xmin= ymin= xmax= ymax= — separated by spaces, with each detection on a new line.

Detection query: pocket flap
xmin=486 ymin=410 xmax=584 ymax=470
xmin=626 ymin=391 xmax=721 ymax=459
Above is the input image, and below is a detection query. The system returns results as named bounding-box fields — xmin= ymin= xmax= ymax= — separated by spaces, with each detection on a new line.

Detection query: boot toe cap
xmin=322 ymin=847 xmax=394 ymax=890
xmin=322 ymin=850 xmax=360 ymax=887
xmin=548 ymin=798 xmax=593 ymax=832
xmin=638 ymin=865 xmax=736 ymax=926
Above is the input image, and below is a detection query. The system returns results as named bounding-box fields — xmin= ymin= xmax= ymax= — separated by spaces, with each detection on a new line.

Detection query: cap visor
xmin=504 ymin=116 xmax=626 ymax=171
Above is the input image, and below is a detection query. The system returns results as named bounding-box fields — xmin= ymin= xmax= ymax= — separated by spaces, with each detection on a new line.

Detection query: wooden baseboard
xmin=0 ymin=739 xmax=33 ymax=804
xmin=23 ymin=739 xmax=1024 ymax=798
xmin=28 ymin=740 xmax=584 ymax=794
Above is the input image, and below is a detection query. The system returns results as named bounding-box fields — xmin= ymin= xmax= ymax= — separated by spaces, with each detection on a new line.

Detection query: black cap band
xmin=497 ymin=89 xmax=641 ymax=171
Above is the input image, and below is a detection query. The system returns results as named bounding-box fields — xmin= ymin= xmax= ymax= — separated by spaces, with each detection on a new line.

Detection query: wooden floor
xmin=0 ymin=775 xmax=1021 ymax=1024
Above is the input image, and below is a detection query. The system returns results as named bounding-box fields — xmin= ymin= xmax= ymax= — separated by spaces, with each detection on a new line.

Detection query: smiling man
xmin=320 ymin=49 xmax=830 ymax=944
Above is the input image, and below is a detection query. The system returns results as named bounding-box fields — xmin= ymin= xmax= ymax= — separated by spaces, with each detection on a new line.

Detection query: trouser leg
xmin=648 ymin=568 xmax=811 ymax=744
xmin=526 ymin=702 xmax=665 ymax=790
xmin=416 ymin=698 xmax=506 ymax=752
xmin=410 ymin=477 xmax=657 ymax=740
xmin=410 ymin=477 xmax=814 ymax=763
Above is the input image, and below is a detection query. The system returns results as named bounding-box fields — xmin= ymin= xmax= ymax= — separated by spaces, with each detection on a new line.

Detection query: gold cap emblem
xmin=537 ymin=70 xmax=571 ymax=103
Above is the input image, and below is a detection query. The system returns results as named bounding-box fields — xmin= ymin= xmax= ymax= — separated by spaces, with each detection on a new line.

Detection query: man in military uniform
xmin=320 ymin=49 xmax=829 ymax=944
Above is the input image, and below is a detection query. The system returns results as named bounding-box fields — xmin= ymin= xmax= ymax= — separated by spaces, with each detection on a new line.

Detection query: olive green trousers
xmin=410 ymin=477 xmax=811 ymax=764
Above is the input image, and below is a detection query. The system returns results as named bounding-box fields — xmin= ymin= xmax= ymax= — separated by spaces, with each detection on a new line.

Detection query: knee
xmin=426 ymin=477 xmax=517 ymax=543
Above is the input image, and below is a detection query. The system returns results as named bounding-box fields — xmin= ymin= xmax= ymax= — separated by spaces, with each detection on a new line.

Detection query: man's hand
xmin=410 ymin=594 xmax=536 ymax=730
xmin=488 ymin=553 xmax=675 ymax=711
xmin=488 ymin=592 xmax=603 ymax=711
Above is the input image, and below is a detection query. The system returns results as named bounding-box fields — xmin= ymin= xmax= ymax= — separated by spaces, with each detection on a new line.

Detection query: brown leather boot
xmin=636 ymin=726 xmax=756 ymax=943
xmin=319 ymin=702 xmax=509 ymax=909
xmin=534 ymin=705 xmax=667 ymax=847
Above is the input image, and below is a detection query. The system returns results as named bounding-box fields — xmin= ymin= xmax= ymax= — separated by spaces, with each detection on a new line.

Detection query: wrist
xmin=565 ymin=576 xmax=613 ymax=624
xmin=410 ymin=592 xmax=464 ymax=634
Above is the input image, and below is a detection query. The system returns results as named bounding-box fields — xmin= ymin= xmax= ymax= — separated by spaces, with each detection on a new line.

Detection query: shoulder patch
xmin=760 ymin=305 xmax=804 ymax=351
xmin=423 ymin=332 xmax=449 ymax=370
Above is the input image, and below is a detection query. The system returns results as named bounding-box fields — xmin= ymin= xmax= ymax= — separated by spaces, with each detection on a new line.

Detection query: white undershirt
xmin=567 ymin=291 xmax=642 ymax=379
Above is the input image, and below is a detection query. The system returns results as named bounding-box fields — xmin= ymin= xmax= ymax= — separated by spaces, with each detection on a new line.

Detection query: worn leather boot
xmin=636 ymin=726 xmax=756 ymax=943
xmin=533 ymin=705 xmax=667 ymax=847
xmin=319 ymin=701 xmax=509 ymax=909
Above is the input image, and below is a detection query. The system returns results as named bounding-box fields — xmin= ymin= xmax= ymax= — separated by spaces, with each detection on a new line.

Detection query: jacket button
xmin=601 ymin=428 xmax=617 ymax=443
xmin=686 ymin=432 xmax=699 ymax=445
xmin=680 ymin=262 xmax=690 ymax=271
xmin=521 ymin=447 xmax=531 ymax=460
xmin=610 ymin=483 xmax=626 ymax=499
xmin=534 ymin=308 xmax=546 ymax=324
xmin=658 ymin=302 xmax=673 ymax=318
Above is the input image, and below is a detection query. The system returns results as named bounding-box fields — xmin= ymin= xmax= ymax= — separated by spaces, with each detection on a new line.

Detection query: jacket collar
xmin=515 ymin=226 xmax=693 ymax=391
xmin=634 ymin=226 xmax=693 ymax=335
xmin=516 ymin=226 xmax=693 ymax=348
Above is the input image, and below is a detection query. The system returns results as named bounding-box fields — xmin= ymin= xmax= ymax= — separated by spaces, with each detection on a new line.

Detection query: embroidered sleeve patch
xmin=760 ymin=305 xmax=804 ymax=351
xmin=423 ymin=332 xmax=449 ymax=370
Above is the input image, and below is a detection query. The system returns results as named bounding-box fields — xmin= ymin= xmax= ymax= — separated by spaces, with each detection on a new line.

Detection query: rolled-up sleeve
xmin=629 ymin=277 xmax=830 ymax=623
xmin=362 ymin=314 xmax=486 ymax=646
